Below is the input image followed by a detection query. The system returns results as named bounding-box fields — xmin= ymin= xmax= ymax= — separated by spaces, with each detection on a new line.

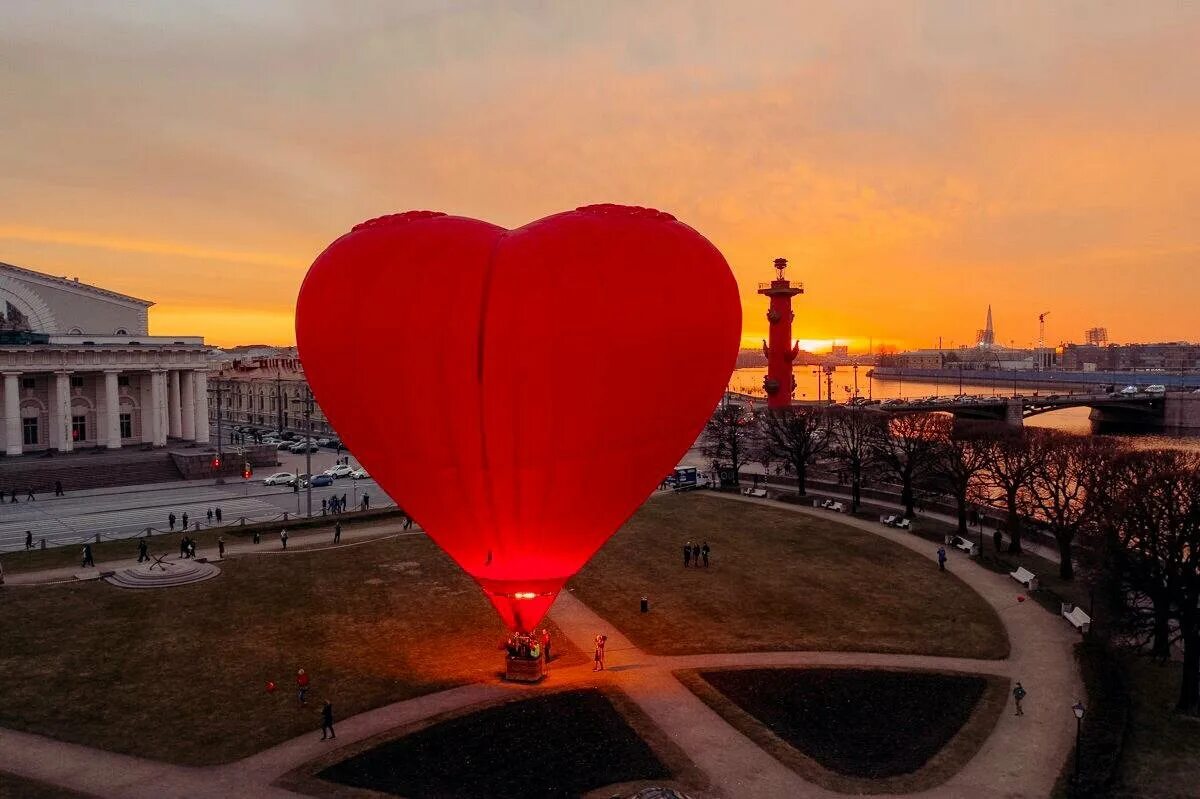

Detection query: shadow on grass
xmin=677 ymin=665 xmax=1008 ymax=795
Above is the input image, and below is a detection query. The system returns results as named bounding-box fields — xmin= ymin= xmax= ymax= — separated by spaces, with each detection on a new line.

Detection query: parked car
xmin=350 ymin=467 xmax=370 ymax=480
xmin=263 ymin=472 xmax=295 ymax=486
xmin=316 ymin=438 xmax=331 ymax=447
xmin=324 ymin=464 xmax=353 ymax=479
xmin=281 ymin=431 xmax=298 ymax=441
xmin=277 ymin=441 xmax=293 ymax=450
xmin=1145 ymin=384 xmax=1167 ymax=395
xmin=325 ymin=438 xmax=343 ymax=449
xmin=881 ymin=398 xmax=905 ymax=406
xmin=310 ymin=474 xmax=335 ymax=487
xmin=1119 ymin=385 xmax=1140 ymax=395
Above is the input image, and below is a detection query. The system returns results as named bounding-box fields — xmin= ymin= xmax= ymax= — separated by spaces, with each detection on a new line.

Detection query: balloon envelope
xmin=296 ymin=205 xmax=741 ymax=631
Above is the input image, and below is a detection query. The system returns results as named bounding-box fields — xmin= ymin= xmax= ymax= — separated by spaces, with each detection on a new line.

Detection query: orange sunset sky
xmin=2 ymin=2 xmax=1198 ymax=350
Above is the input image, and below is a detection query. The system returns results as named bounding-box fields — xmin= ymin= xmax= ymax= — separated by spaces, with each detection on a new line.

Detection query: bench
xmin=1010 ymin=566 xmax=1038 ymax=590
xmin=880 ymin=514 xmax=899 ymax=526
xmin=819 ymin=500 xmax=845 ymax=513
xmin=945 ymin=535 xmax=979 ymax=556
xmin=1062 ymin=604 xmax=1092 ymax=634
xmin=742 ymin=487 xmax=768 ymax=498
xmin=896 ymin=518 xmax=911 ymax=530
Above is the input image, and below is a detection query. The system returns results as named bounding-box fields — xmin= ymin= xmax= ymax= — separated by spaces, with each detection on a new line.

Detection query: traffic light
xmin=211 ymin=455 xmax=221 ymax=470
xmin=242 ymin=463 xmax=252 ymax=479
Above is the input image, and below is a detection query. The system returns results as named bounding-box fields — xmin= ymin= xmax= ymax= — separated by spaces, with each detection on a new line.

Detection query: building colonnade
xmin=0 ymin=368 xmax=209 ymax=456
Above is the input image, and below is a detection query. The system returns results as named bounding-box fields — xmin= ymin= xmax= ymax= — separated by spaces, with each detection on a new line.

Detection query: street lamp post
xmin=1072 ymin=701 xmax=1086 ymax=786
xmin=290 ymin=387 xmax=315 ymax=519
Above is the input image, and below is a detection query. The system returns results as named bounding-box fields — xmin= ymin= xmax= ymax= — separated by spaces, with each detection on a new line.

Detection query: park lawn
xmin=0 ymin=537 xmax=583 ymax=765
xmin=570 ymin=493 xmax=1008 ymax=659
xmin=1111 ymin=658 xmax=1200 ymax=799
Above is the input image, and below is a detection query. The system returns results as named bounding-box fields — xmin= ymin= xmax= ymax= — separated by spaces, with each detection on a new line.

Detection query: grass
xmin=315 ymin=689 xmax=672 ymax=799
xmin=1107 ymin=657 xmax=1200 ymax=799
xmin=570 ymin=493 xmax=1009 ymax=659
xmin=0 ymin=771 xmax=93 ymax=799
xmin=678 ymin=667 xmax=1007 ymax=795
xmin=0 ymin=537 xmax=583 ymax=765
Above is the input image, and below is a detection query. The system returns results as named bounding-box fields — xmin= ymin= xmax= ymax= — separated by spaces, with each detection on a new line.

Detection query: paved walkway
xmin=0 ymin=495 xmax=1081 ymax=798
xmin=1 ymin=519 xmax=415 ymax=586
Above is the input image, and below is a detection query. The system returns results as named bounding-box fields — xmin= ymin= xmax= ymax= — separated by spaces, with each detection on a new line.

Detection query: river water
xmin=728 ymin=366 xmax=1200 ymax=452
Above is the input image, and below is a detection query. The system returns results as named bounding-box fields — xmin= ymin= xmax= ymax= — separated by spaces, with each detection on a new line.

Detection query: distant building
xmin=830 ymin=344 xmax=849 ymax=358
xmin=975 ymin=305 xmax=996 ymax=348
xmin=208 ymin=352 xmax=335 ymax=437
xmin=1060 ymin=342 xmax=1199 ymax=373
xmin=0 ymin=262 xmax=208 ymax=454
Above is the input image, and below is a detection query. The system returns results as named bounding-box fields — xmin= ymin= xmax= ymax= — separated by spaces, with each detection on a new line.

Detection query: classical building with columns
xmin=0 ymin=262 xmax=210 ymax=455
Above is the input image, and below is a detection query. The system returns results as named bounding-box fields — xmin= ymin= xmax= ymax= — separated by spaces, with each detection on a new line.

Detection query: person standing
xmin=403 ymin=514 xmax=414 ymax=530
xmin=181 ymin=512 xmax=189 ymax=531
xmin=218 ymin=537 xmax=225 ymax=559
xmin=540 ymin=628 xmax=552 ymax=662
xmin=179 ymin=536 xmax=188 ymax=558
xmin=320 ymin=700 xmax=335 ymax=740
xmin=206 ymin=508 xmax=213 ymax=524
xmin=296 ymin=668 xmax=310 ymax=705
xmin=593 ymin=634 xmax=607 ymax=671
xmin=341 ymin=493 xmax=347 ymax=513
xmin=137 ymin=538 xmax=148 ymax=563
xmin=280 ymin=528 xmax=288 ymax=550
xmin=701 ymin=541 xmax=710 ymax=567
xmin=187 ymin=539 xmax=196 ymax=559
xmin=937 ymin=546 xmax=947 ymax=572
xmin=321 ymin=498 xmax=328 ymax=516
xmin=168 ymin=513 xmax=176 ymax=531
xmin=683 ymin=542 xmax=692 ymax=568
xmin=993 ymin=528 xmax=1003 ymax=553
xmin=334 ymin=521 xmax=341 ymax=543
xmin=215 ymin=507 xmax=223 ymax=524
xmin=81 ymin=543 xmax=94 ymax=568
xmin=361 ymin=493 xmax=370 ymax=511
xmin=54 ymin=480 xmax=64 ymax=497
xmin=25 ymin=488 xmax=35 ymax=501
xmin=25 ymin=530 xmax=33 ymax=550
xmin=1013 ymin=682 xmax=1026 ymax=716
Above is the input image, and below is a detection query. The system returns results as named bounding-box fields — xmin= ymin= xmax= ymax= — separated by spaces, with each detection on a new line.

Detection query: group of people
xmin=504 ymin=629 xmax=553 ymax=662
xmin=166 ymin=507 xmax=223 ymax=532
xmin=323 ymin=494 xmax=352 ymax=514
xmin=178 ymin=535 xmax=198 ymax=559
xmin=4 ymin=486 xmax=46 ymax=503
xmin=682 ymin=540 xmax=711 ymax=568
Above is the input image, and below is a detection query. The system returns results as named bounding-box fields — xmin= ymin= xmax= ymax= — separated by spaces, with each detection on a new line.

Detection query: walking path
xmin=1 ymin=518 xmax=413 ymax=586
xmin=0 ymin=495 xmax=1081 ymax=798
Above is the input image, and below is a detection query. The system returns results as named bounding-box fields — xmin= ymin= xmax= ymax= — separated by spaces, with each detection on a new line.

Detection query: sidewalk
xmin=1 ymin=518 xmax=416 ymax=586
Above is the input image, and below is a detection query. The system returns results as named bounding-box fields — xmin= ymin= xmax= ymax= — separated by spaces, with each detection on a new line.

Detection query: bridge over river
xmin=724 ymin=391 xmax=1200 ymax=434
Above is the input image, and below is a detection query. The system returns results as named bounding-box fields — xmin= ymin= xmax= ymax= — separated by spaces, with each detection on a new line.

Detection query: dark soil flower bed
xmin=317 ymin=688 xmax=671 ymax=798
xmin=699 ymin=667 xmax=987 ymax=779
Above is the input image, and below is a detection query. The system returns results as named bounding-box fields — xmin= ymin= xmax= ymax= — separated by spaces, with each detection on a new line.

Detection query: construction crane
xmin=1037 ymin=311 xmax=1050 ymax=371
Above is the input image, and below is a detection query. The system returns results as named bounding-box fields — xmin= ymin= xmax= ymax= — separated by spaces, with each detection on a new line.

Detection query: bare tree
xmin=979 ymin=428 xmax=1044 ymax=554
xmin=873 ymin=412 xmax=945 ymax=519
xmin=757 ymin=406 xmax=831 ymax=496
xmin=1102 ymin=449 xmax=1200 ymax=712
xmin=828 ymin=407 xmax=887 ymax=512
xmin=700 ymin=401 xmax=756 ymax=487
xmin=928 ymin=417 xmax=992 ymax=536
xmin=1028 ymin=432 xmax=1123 ymax=580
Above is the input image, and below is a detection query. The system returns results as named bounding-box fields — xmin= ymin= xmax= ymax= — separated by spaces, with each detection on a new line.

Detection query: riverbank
xmin=870 ymin=366 xmax=1198 ymax=391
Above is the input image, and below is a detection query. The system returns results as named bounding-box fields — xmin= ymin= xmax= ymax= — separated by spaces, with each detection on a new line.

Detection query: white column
xmin=180 ymin=370 xmax=196 ymax=440
xmin=104 ymin=370 xmax=121 ymax=449
xmin=149 ymin=370 xmax=166 ymax=447
xmin=3 ymin=372 xmax=21 ymax=456
xmin=193 ymin=370 xmax=210 ymax=444
xmin=168 ymin=370 xmax=182 ymax=439
xmin=54 ymin=371 xmax=72 ymax=452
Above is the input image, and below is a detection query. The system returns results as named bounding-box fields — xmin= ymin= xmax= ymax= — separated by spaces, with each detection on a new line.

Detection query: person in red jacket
xmin=296 ymin=668 xmax=310 ymax=706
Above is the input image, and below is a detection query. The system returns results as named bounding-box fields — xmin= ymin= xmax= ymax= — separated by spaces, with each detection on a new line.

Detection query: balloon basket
xmin=504 ymin=655 xmax=546 ymax=684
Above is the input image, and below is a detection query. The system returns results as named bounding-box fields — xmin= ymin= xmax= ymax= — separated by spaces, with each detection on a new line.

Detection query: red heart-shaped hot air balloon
xmin=296 ymin=205 xmax=740 ymax=631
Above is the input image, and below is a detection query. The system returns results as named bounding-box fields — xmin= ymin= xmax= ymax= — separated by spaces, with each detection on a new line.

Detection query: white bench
xmin=881 ymin=514 xmax=899 ymax=526
xmin=742 ymin=487 xmax=767 ymax=498
xmin=947 ymin=535 xmax=979 ymax=556
xmin=1010 ymin=566 xmax=1038 ymax=590
xmin=1062 ymin=604 xmax=1091 ymax=633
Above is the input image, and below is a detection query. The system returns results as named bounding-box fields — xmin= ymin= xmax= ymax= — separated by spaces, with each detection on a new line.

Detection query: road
xmin=0 ymin=444 xmax=396 ymax=552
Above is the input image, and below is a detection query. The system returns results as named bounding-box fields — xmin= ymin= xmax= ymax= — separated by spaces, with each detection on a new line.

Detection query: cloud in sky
xmin=1 ymin=1 xmax=1197 ymax=347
